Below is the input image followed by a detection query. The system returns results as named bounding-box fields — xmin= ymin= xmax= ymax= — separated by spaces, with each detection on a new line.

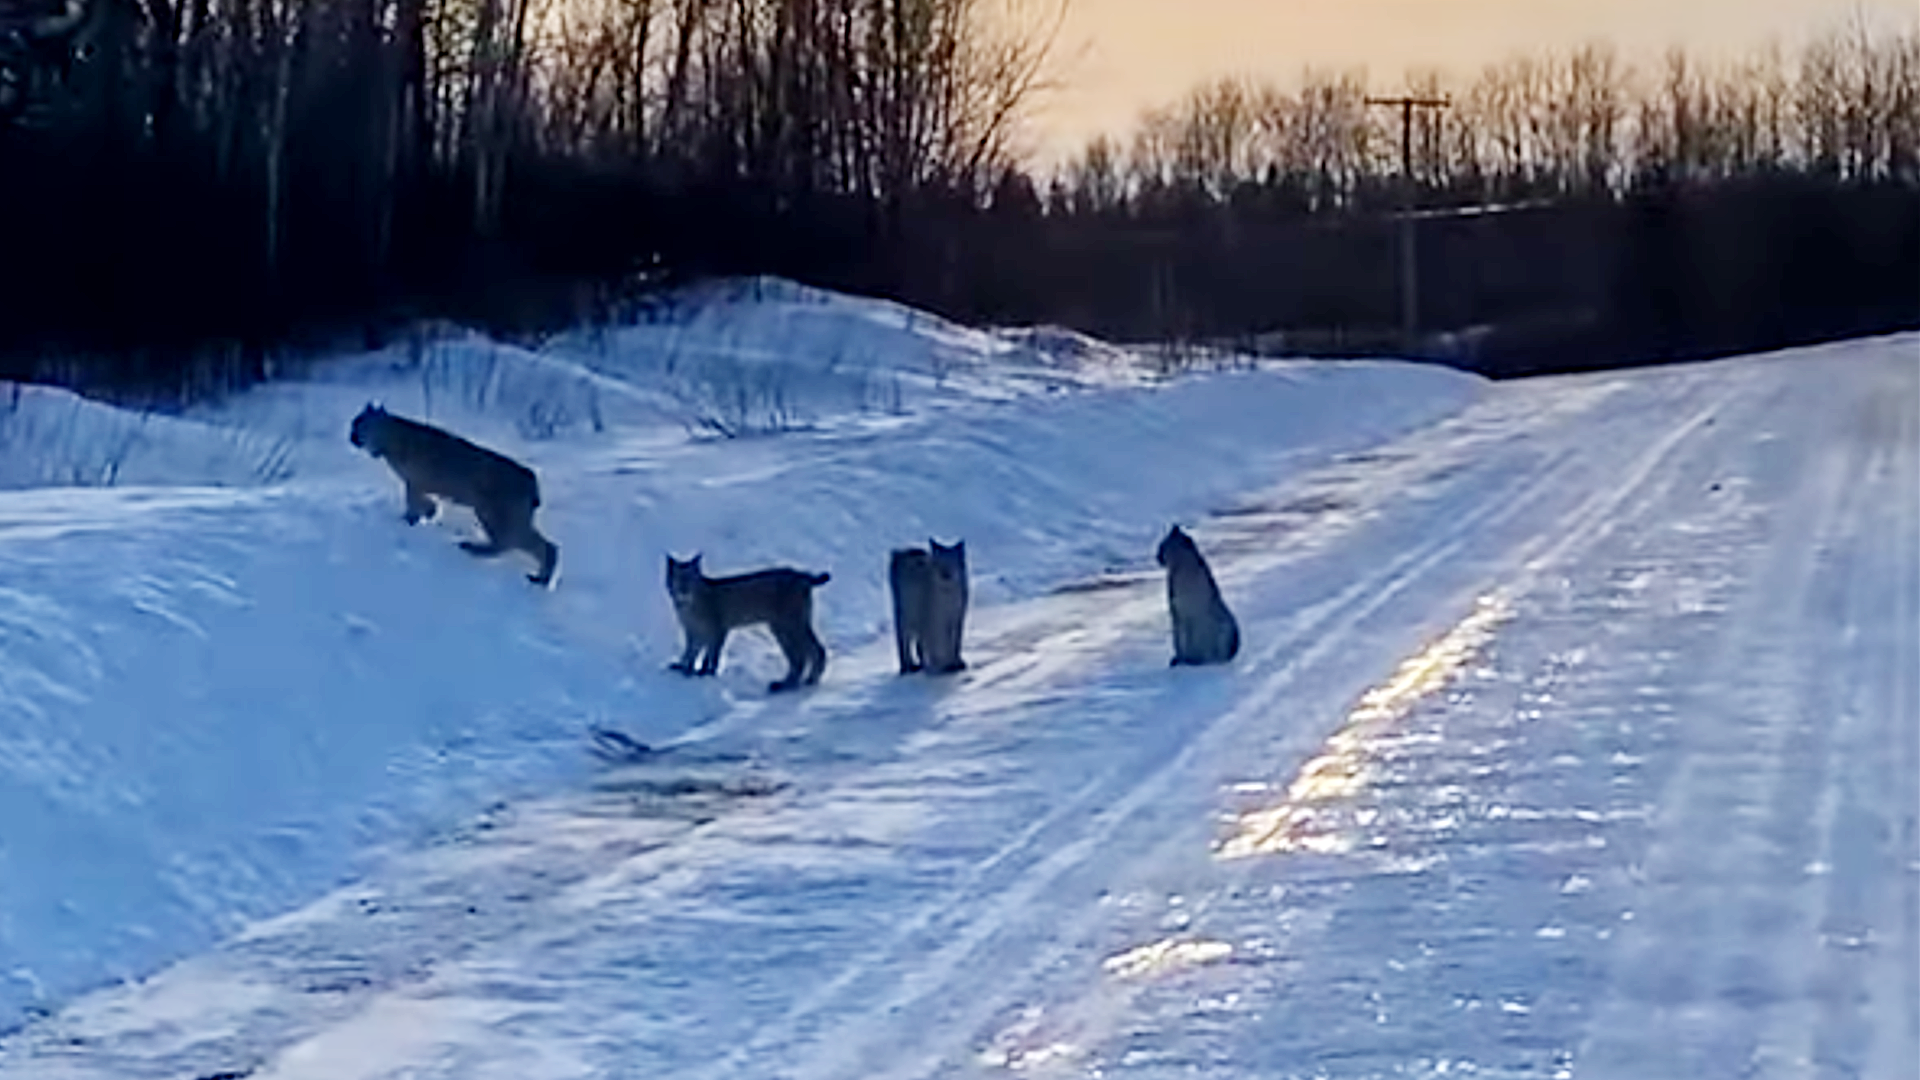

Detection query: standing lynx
xmin=665 ymin=553 xmax=831 ymax=693
xmin=349 ymin=403 xmax=559 ymax=586
xmin=1156 ymin=525 xmax=1239 ymax=666
xmin=889 ymin=538 xmax=969 ymax=675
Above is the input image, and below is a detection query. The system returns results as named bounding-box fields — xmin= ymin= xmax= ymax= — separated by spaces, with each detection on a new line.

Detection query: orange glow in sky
xmin=1027 ymin=0 xmax=1917 ymax=157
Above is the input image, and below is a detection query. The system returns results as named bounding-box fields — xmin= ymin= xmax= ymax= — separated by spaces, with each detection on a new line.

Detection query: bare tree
xmin=1063 ymin=130 xmax=1122 ymax=211
xmin=1288 ymin=68 xmax=1373 ymax=209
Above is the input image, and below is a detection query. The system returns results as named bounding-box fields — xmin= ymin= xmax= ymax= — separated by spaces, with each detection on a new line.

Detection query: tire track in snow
xmin=921 ymin=364 xmax=1748 ymax=1079
xmin=1570 ymin=372 xmax=1871 ymax=1078
xmin=1031 ymin=352 xmax=1914 ymax=1079
xmin=1568 ymin=355 xmax=1919 ymax=1080
xmin=690 ymin=370 xmax=1743 ymax=1080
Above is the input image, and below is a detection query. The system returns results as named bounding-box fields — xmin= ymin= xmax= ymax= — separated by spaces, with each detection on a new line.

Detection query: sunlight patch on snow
xmin=1217 ymin=593 xmax=1514 ymax=860
xmin=1101 ymin=937 xmax=1234 ymax=980
xmin=977 ymin=1005 xmax=1088 ymax=1074
xmin=978 ymin=1039 xmax=1084 ymax=1073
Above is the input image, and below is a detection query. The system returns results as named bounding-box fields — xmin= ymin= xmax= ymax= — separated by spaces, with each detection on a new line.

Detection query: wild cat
xmin=349 ymin=403 xmax=559 ymax=585
xmin=664 ymin=553 xmax=831 ymax=693
xmin=1156 ymin=525 xmax=1239 ymax=666
xmin=889 ymin=538 xmax=969 ymax=675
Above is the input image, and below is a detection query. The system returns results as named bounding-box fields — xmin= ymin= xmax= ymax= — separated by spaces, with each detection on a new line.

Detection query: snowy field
xmin=0 ymin=281 xmax=1913 ymax=1078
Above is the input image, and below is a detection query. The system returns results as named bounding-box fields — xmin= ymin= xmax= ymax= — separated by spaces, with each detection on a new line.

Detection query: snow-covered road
xmin=2 ymin=337 xmax=1915 ymax=1079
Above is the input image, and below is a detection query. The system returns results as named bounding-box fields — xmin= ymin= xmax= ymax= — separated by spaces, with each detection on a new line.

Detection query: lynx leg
xmin=889 ymin=568 xmax=921 ymax=674
xmin=402 ymin=484 xmax=435 ymax=525
xmin=889 ymin=553 xmax=930 ymax=675
xmin=801 ymin=623 xmax=828 ymax=686
xmin=768 ymin=622 xmax=810 ymax=694
xmin=894 ymin=616 xmax=922 ymax=675
xmin=525 ymin=531 xmax=559 ymax=586
xmin=1170 ymin=612 xmax=1196 ymax=666
xmin=669 ymin=633 xmax=701 ymax=675
xmin=798 ymin=594 xmax=828 ymax=686
xmin=696 ymin=628 xmax=727 ymax=676
xmin=460 ymin=503 xmax=510 ymax=558
xmin=926 ymin=610 xmax=966 ymax=674
xmin=496 ymin=506 xmax=559 ymax=585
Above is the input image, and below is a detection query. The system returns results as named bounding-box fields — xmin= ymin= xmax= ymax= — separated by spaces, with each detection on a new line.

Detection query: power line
xmin=1365 ymin=96 xmax=1450 ymax=349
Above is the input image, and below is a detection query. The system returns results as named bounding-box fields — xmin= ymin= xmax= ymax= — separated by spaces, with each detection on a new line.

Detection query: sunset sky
xmin=1026 ymin=0 xmax=1917 ymax=159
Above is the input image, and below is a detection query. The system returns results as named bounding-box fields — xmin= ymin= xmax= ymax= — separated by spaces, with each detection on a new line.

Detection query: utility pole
xmin=1365 ymin=95 xmax=1449 ymax=352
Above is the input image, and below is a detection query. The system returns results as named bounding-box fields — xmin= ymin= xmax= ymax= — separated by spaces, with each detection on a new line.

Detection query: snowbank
xmin=0 ymin=383 xmax=297 ymax=490
xmin=186 ymin=277 xmax=1156 ymax=465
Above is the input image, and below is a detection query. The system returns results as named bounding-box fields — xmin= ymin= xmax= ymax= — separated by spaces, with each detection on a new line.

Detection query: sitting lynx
xmin=665 ymin=553 xmax=831 ymax=693
xmin=1156 ymin=525 xmax=1239 ymax=666
xmin=349 ymin=403 xmax=559 ymax=586
xmin=889 ymin=538 xmax=969 ymax=675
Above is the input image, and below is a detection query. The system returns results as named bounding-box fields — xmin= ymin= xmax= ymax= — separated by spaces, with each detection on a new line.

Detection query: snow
xmin=0 ymin=284 xmax=1913 ymax=1079
xmin=0 ymin=383 xmax=296 ymax=490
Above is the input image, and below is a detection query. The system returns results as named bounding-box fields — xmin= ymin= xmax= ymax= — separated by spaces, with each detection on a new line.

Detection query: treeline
xmin=1063 ymin=31 xmax=1918 ymax=210
xmin=0 ymin=0 xmax=1053 ymax=390
xmin=0 ymin=2 xmax=1915 ymax=394
xmin=961 ymin=25 xmax=1920 ymax=373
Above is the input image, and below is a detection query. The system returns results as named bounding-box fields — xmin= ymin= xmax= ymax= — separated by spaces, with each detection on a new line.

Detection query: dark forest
xmin=1 ymin=0 xmax=1915 ymax=399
